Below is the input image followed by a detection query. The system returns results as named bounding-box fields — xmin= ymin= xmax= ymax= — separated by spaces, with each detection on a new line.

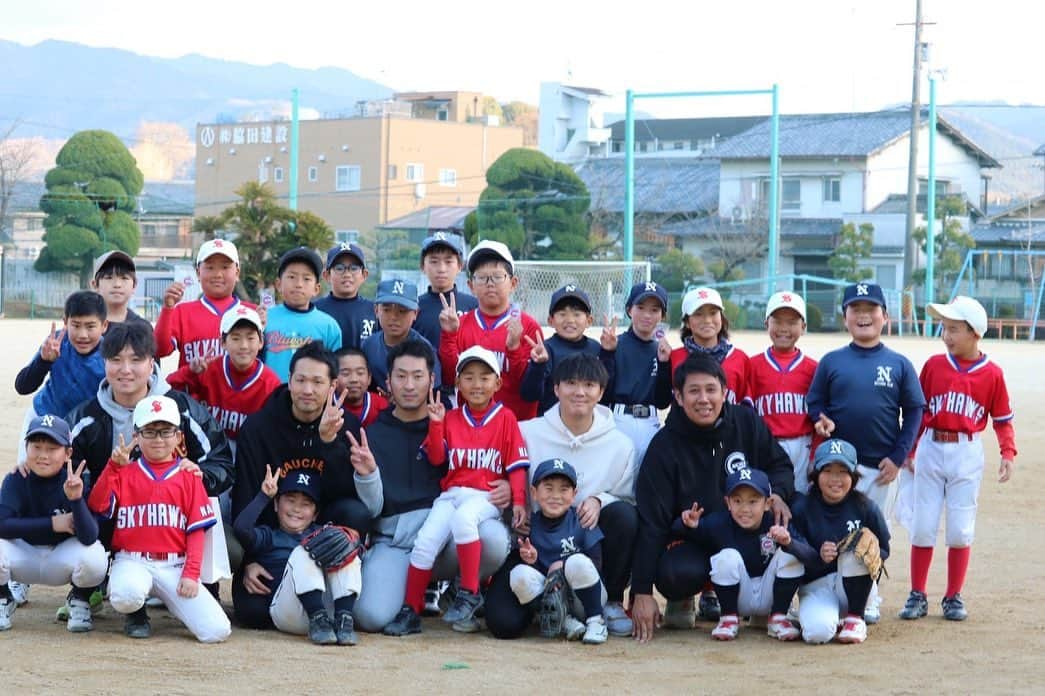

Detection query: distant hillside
xmin=943 ymin=105 xmax=1045 ymax=202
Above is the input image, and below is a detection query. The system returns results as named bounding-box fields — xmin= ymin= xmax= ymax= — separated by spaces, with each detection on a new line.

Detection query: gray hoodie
xmin=96 ymin=371 xmax=171 ymax=449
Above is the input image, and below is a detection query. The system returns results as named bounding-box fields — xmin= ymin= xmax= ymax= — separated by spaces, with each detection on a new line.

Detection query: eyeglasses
xmin=471 ymin=273 xmax=509 ymax=286
xmin=137 ymin=427 xmax=179 ymax=440
xmin=332 ymin=263 xmax=364 ymax=275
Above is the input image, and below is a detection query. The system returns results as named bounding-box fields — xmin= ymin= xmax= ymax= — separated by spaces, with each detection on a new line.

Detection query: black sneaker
xmin=941 ymin=594 xmax=968 ymax=621
xmin=898 ymin=590 xmax=929 ymax=620
xmin=537 ymin=570 xmax=568 ymax=638
xmin=307 ymin=611 xmax=337 ymax=645
xmin=123 ymin=607 xmax=151 ymax=639
xmin=442 ymin=588 xmax=484 ymax=625
xmin=698 ymin=591 xmax=721 ymax=621
xmin=383 ymin=605 xmax=422 ymax=636
xmin=334 ymin=610 xmax=358 ymax=645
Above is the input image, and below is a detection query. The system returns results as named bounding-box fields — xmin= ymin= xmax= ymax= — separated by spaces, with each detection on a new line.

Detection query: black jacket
xmin=68 ymin=389 xmax=234 ymax=498
xmin=631 ymin=401 xmax=794 ymax=595
xmin=366 ymin=408 xmax=445 ymax=519
xmin=231 ymin=385 xmax=361 ymax=528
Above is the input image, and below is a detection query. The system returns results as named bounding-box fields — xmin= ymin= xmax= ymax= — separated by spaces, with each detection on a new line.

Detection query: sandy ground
xmin=1 ymin=319 xmax=1044 ymax=695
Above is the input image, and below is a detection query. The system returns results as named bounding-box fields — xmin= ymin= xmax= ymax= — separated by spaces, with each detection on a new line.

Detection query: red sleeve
xmin=438 ymin=321 xmax=462 ymax=390
xmin=424 ymin=418 xmax=447 ymax=466
xmin=166 ymin=365 xmax=202 ymax=398
xmin=181 ymin=528 xmax=206 ymax=582
xmin=732 ymin=352 xmax=750 ymax=402
xmin=994 ymin=420 xmax=1017 ymax=460
xmin=503 ymin=414 xmax=529 ymax=474
xmin=153 ymin=306 xmax=178 ymax=358
xmin=87 ymin=459 xmax=121 ymax=517
xmin=505 ymin=314 xmax=538 ymax=385
xmin=909 ymin=362 xmax=933 ymax=459
xmin=508 ymin=468 xmax=528 ymax=507
xmin=184 ymin=478 xmax=217 ymax=534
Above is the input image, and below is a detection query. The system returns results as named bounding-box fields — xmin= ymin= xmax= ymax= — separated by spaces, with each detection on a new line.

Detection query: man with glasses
xmin=316 ymin=242 xmax=375 ymax=350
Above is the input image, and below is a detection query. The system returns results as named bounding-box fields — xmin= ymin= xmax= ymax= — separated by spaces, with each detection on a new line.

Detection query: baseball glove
xmin=837 ymin=527 xmax=887 ymax=581
xmin=300 ymin=524 xmax=363 ymax=572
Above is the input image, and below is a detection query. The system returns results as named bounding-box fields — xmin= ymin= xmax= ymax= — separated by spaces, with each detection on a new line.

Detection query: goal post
xmin=511 ymin=261 xmax=652 ymax=324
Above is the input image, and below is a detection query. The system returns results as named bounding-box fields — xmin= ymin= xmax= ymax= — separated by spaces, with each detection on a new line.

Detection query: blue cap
xmin=325 ymin=242 xmax=367 ymax=270
xmin=24 ymin=414 xmax=72 ymax=447
xmin=278 ymin=467 xmax=322 ymax=502
xmin=549 ymin=284 xmax=592 ymax=314
xmin=375 ymin=279 xmax=419 ymax=310
xmin=531 ymin=458 xmax=578 ymax=486
xmin=725 ymin=468 xmax=771 ymax=498
xmin=842 ymin=282 xmax=887 ymax=311
xmin=278 ymin=246 xmax=324 ymax=278
xmin=626 ymin=281 xmax=669 ymax=311
xmin=421 ymin=232 xmax=465 ymax=258
xmin=813 ymin=439 xmax=858 ymax=472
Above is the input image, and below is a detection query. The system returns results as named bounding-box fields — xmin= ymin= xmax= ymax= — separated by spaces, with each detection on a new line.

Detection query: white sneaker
xmin=9 ymin=581 xmax=29 ymax=606
xmin=563 ymin=615 xmax=586 ymax=641
xmin=837 ymin=615 xmax=867 ymax=644
xmin=603 ymin=602 xmax=633 ymax=637
xmin=67 ymin=598 xmax=93 ymax=633
xmin=767 ymin=613 xmax=800 ymax=641
xmin=711 ymin=614 xmax=740 ymax=641
xmin=582 ymin=616 xmax=608 ymax=645
xmin=663 ymin=598 xmax=696 ymax=630
xmin=0 ymin=597 xmax=14 ymax=630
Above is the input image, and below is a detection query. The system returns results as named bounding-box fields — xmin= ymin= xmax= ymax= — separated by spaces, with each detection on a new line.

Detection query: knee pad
xmin=509 ymin=565 xmax=545 ymax=605
xmin=563 ymin=554 xmax=601 ymax=590
xmin=802 ymin=621 xmax=838 ymax=645
xmin=709 ymin=548 xmax=744 ymax=585
xmin=109 ymin=590 xmax=145 ymax=615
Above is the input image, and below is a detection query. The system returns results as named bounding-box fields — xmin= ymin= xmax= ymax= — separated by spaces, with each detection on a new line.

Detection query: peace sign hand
xmin=681 ymin=502 xmax=704 ymax=529
xmin=524 ymin=331 xmax=549 ymax=363
xmin=63 ymin=459 xmax=88 ymax=501
xmin=657 ymin=336 xmax=672 ymax=362
xmin=261 ymin=464 xmax=280 ymax=498
xmin=111 ymin=433 xmax=137 ymax=467
xmin=319 ymin=386 xmax=348 ymax=443
xmin=518 ymin=537 xmax=538 ymax=565
xmin=600 ymin=315 xmax=619 ymax=351
xmin=190 ymin=349 xmax=221 ymax=374
xmin=41 ymin=322 xmax=65 ymax=362
xmin=346 ymin=428 xmax=377 ymax=476
xmin=438 ymin=292 xmax=460 ymax=333
xmin=427 ymin=388 xmax=445 ymax=422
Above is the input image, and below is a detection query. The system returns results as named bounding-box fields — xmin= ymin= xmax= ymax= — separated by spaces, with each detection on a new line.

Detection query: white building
xmin=538 ymin=82 xmax=612 ymax=163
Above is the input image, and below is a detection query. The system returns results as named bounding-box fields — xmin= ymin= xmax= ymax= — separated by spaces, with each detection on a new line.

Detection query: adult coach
xmin=351 ymin=339 xmax=512 ymax=634
xmin=630 ymin=352 xmax=795 ymax=643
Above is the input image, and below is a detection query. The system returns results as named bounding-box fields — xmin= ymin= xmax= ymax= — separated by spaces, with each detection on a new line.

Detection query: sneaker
xmin=837 ymin=615 xmax=868 ymax=644
xmin=698 ymin=591 xmax=721 ymax=621
xmin=423 ymin=581 xmax=447 ymax=617
xmin=334 ymin=610 xmax=358 ymax=645
xmin=536 ymin=571 xmax=568 ymax=638
xmin=942 ymin=594 xmax=968 ymax=621
xmin=451 ymin=613 xmax=483 ymax=634
xmin=583 ymin=616 xmax=609 ymax=645
xmin=9 ymin=581 xmax=29 ymax=606
xmin=383 ymin=605 xmax=422 ymax=636
xmin=711 ymin=614 xmax=740 ymax=641
xmin=563 ymin=615 xmax=586 ymax=641
xmin=443 ymin=588 xmax=484 ymax=626
xmin=603 ymin=602 xmax=633 ymax=637
xmin=123 ymin=608 xmax=151 ymax=639
xmin=898 ymin=590 xmax=928 ymax=620
xmin=663 ymin=598 xmax=697 ymax=630
xmin=767 ymin=613 xmax=800 ymax=641
xmin=0 ymin=597 xmax=14 ymax=631
xmin=307 ymin=611 xmax=337 ymax=645
xmin=67 ymin=598 xmax=93 ymax=633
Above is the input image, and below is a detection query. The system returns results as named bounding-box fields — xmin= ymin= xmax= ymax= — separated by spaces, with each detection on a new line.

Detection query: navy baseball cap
xmin=421 ymin=232 xmax=465 ymax=259
xmin=278 ymin=467 xmax=322 ymax=502
xmin=375 ymin=279 xmax=419 ymax=310
xmin=325 ymin=242 xmax=367 ymax=270
xmin=549 ymin=284 xmax=592 ymax=314
xmin=24 ymin=414 xmax=72 ymax=446
xmin=626 ymin=281 xmax=669 ymax=311
xmin=278 ymin=246 xmax=324 ymax=278
xmin=842 ymin=282 xmax=887 ymax=311
xmin=532 ymin=458 xmax=578 ymax=486
xmin=725 ymin=468 xmax=771 ymax=498
xmin=813 ymin=439 xmax=858 ymax=473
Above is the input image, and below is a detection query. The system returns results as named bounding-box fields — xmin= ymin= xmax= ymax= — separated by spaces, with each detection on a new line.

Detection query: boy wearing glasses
xmin=316 ymin=242 xmax=375 ymax=350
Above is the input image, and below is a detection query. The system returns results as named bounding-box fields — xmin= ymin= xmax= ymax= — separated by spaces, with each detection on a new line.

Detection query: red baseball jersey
xmin=154 ymin=295 xmax=257 ymax=369
xmin=344 ymin=391 xmax=389 ymax=428
xmin=88 ymin=457 xmax=216 ymax=581
xmin=438 ymin=402 xmax=529 ymax=504
xmin=439 ymin=308 xmax=540 ymax=421
xmin=746 ymin=347 xmax=819 ymax=438
xmin=166 ymin=356 xmax=281 ymax=441
xmin=670 ymin=345 xmax=750 ymax=404
xmin=919 ymin=352 xmax=1017 ymax=458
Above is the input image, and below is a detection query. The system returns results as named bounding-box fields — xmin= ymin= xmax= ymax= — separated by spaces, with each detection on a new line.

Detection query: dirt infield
xmin=2 ymin=319 xmax=1043 ymax=694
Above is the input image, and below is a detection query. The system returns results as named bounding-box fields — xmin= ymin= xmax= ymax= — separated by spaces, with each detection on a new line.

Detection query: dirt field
xmin=2 ymin=319 xmax=1043 ymax=695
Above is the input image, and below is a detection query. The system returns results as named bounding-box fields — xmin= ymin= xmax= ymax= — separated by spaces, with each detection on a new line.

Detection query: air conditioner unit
xmin=414 ymin=183 xmax=426 ymax=199
xmin=731 ymin=205 xmax=748 ymax=224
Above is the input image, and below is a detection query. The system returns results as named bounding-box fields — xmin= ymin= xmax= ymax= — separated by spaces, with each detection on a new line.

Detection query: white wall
xmin=538 ymin=82 xmax=610 ymax=163
xmin=718 ymin=159 xmax=866 ymax=219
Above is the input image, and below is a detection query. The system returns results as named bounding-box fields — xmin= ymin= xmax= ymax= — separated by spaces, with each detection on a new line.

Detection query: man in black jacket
xmin=631 ymin=352 xmax=794 ymax=643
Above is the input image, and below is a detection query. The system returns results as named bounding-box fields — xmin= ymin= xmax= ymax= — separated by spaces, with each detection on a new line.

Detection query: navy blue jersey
xmin=233 ymin=490 xmax=319 ymax=584
xmin=520 ymin=334 xmax=613 ymax=415
xmin=314 ymin=293 xmax=376 ymax=350
xmin=603 ymin=328 xmax=665 ymax=408
xmin=529 ymin=508 xmax=604 ymax=575
xmin=807 ymin=342 xmax=925 ymax=466
xmin=676 ymin=509 xmax=801 ymax=580
xmin=790 ymin=492 xmax=890 ymax=582
xmin=414 ymin=286 xmax=478 ymax=352
xmin=361 ymin=328 xmax=442 ymax=395
xmin=0 ymin=469 xmax=98 ymax=547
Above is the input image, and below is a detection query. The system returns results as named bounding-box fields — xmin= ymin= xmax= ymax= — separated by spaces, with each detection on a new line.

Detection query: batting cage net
xmin=511 ymin=261 xmax=651 ymax=324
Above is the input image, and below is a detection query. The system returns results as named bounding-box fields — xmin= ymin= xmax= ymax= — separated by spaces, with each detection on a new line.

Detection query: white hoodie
xmin=520 ymin=403 xmax=637 ymax=509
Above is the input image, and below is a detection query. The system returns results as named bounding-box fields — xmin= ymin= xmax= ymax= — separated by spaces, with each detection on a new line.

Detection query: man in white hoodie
xmin=484 ymin=353 xmax=637 ymax=638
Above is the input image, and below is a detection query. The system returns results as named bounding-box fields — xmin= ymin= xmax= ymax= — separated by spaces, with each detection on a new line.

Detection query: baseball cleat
xmin=563 ymin=615 xmax=586 ymax=641
xmin=383 ymin=605 xmax=422 ymax=636
xmin=582 ymin=616 xmax=608 ymax=645
xmin=898 ymin=590 xmax=928 ymax=620
xmin=8 ymin=581 xmax=29 ymax=606
xmin=711 ymin=614 xmax=740 ymax=641
xmin=307 ymin=611 xmax=337 ymax=645
xmin=443 ymin=588 xmax=484 ymax=626
xmin=837 ymin=615 xmax=868 ymax=644
xmin=536 ymin=570 xmax=568 ymax=638
xmin=941 ymin=594 xmax=968 ymax=621
xmin=663 ymin=598 xmax=697 ymax=629
xmin=67 ymin=598 xmax=93 ymax=633
xmin=123 ymin=608 xmax=151 ymax=639
xmin=698 ymin=591 xmax=721 ymax=621
xmin=603 ymin=602 xmax=633 ymax=637
xmin=767 ymin=613 xmax=800 ymax=641
xmin=0 ymin=597 xmax=15 ymax=630
xmin=334 ymin=610 xmax=358 ymax=645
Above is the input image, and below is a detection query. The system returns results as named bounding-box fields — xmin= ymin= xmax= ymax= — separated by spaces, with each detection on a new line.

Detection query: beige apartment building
xmin=194 ymin=91 xmax=525 ymax=244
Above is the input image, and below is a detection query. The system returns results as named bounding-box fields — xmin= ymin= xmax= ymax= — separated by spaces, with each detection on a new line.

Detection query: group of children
xmin=0 ymin=229 xmax=1018 ymax=650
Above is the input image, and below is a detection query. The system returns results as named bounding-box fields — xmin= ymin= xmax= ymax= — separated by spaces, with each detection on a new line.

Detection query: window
xmin=673 ymin=141 xmax=684 ymax=150
xmin=565 ymin=128 xmax=576 ymax=145
xmin=823 ymin=177 xmax=841 ymax=202
xmin=387 ymin=164 xmax=397 ymax=180
xmin=439 ymin=168 xmax=457 ymax=186
xmin=437 ymin=108 xmax=448 ymax=121
xmin=612 ymin=141 xmax=622 ymax=153
xmin=308 ymin=166 xmax=318 ymax=182
xmin=274 ymin=167 xmax=284 ymax=183
xmin=759 ymin=178 xmax=801 ymax=212
xmin=258 ymin=165 xmax=268 ymax=183
xmin=335 ymin=230 xmax=360 ymax=244
xmin=335 ymin=165 xmax=361 ymax=192
xmin=406 ymin=163 xmax=424 ymax=182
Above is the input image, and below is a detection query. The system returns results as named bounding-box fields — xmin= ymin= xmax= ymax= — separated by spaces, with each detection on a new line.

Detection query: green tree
xmin=192 ymin=215 xmax=225 ymax=241
xmin=913 ymin=196 xmax=975 ymax=299
xmin=656 ymin=248 xmax=705 ymax=292
xmin=828 ymin=222 xmax=875 ymax=282
xmin=35 ymin=130 xmax=144 ymax=284
xmin=219 ymin=181 xmax=293 ymax=297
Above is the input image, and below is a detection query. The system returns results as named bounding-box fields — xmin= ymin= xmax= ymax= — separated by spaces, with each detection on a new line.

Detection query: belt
xmin=932 ymin=429 xmax=976 ymax=444
xmin=612 ymin=403 xmax=655 ymax=418
xmin=120 ymin=551 xmax=185 ymax=563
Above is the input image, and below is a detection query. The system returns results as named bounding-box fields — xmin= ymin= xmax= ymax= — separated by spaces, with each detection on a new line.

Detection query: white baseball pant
xmin=611 ymin=410 xmax=660 ymax=467
xmin=797 ymin=551 xmax=870 ymax=644
xmin=911 ymin=430 xmax=984 ymax=548
xmin=409 ymin=487 xmax=499 ymax=570
xmin=855 ymin=464 xmax=899 ymax=523
xmin=269 ymin=546 xmax=362 ymax=634
xmin=108 ymin=552 xmax=231 ymax=643
xmin=509 ymin=554 xmax=607 ymax=617
xmin=0 ymin=538 xmax=108 ymax=588
xmin=709 ymin=547 xmax=804 ymax=617
xmin=777 ymin=435 xmax=813 ymax=495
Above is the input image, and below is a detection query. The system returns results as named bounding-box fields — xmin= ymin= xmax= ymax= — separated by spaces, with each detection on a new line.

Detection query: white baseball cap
xmin=681 ymin=286 xmax=724 ymax=316
xmin=133 ymin=395 xmax=181 ymax=429
xmin=765 ymin=291 xmax=807 ymax=321
xmin=197 ymin=239 xmax=240 ymax=266
xmin=467 ymin=240 xmax=514 ymax=274
xmin=926 ymin=296 xmax=988 ymax=337
xmin=456 ymin=345 xmax=501 ymax=376
xmin=220 ymin=306 xmax=264 ymax=335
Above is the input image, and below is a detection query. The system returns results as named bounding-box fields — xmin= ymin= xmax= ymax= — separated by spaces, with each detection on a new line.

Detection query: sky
xmin=2 ymin=0 xmax=1042 ymax=117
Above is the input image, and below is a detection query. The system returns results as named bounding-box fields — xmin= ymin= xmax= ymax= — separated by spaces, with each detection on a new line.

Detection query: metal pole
xmin=902 ymin=0 xmax=924 ymax=296
xmin=624 ymin=90 xmax=635 ymax=264
xmin=925 ymin=75 xmax=936 ymax=335
xmin=768 ymin=84 xmax=780 ymax=293
xmin=289 ymin=88 xmax=300 ymax=212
